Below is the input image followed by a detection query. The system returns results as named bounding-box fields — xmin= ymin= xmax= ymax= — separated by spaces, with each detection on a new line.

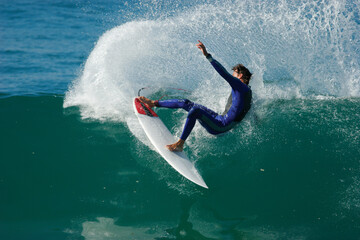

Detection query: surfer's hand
xmin=196 ymin=40 xmax=209 ymax=57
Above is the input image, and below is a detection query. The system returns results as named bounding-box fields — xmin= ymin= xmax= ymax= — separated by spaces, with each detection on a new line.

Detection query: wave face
xmin=3 ymin=96 xmax=360 ymax=239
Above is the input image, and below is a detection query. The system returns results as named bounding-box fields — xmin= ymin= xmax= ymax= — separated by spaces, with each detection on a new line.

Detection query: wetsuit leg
xmin=157 ymin=99 xmax=235 ymax=141
xmin=180 ymin=105 xmax=217 ymax=140
xmin=157 ymin=99 xmax=194 ymax=111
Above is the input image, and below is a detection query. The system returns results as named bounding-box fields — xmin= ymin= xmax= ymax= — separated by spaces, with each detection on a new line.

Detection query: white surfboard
xmin=133 ymin=97 xmax=208 ymax=189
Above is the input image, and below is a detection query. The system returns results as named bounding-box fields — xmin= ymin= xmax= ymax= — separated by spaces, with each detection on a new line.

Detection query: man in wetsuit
xmin=140 ymin=40 xmax=252 ymax=152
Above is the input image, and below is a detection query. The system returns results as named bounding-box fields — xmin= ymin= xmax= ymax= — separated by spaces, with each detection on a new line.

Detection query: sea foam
xmin=64 ymin=0 xmax=360 ymax=143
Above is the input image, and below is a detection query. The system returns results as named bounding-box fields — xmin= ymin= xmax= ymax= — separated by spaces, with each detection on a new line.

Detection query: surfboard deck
xmin=133 ymin=97 xmax=208 ymax=189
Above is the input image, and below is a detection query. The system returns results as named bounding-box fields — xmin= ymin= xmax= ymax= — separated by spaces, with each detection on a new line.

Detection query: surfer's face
xmin=232 ymin=70 xmax=243 ymax=80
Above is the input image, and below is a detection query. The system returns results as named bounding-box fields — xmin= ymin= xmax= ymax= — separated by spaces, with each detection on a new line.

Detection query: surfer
xmin=140 ymin=40 xmax=252 ymax=152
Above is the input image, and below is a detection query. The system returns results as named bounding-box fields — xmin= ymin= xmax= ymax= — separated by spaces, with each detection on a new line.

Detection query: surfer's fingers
xmin=197 ymin=40 xmax=205 ymax=47
xmin=196 ymin=44 xmax=204 ymax=50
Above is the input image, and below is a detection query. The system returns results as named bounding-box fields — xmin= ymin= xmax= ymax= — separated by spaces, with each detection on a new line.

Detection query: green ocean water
xmin=1 ymin=95 xmax=359 ymax=239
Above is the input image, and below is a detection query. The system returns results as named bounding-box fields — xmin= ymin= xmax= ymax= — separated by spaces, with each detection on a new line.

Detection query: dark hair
xmin=232 ymin=64 xmax=252 ymax=85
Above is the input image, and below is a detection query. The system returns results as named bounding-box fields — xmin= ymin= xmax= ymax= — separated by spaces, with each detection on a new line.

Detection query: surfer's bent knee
xmin=183 ymin=99 xmax=192 ymax=105
xmin=181 ymin=99 xmax=194 ymax=111
xmin=188 ymin=106 xmax=203 ymax=119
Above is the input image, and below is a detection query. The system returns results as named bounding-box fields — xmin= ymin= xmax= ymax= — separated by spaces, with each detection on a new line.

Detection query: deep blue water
xmin=1 ymin=0 xmax=117 ymax=95
xmin=1 ymin=0 xmax=360 ymax=239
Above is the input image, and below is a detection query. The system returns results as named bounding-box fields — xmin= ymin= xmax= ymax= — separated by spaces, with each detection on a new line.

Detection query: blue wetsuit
xmin=156 ymin=55 xmax=252 ymax=141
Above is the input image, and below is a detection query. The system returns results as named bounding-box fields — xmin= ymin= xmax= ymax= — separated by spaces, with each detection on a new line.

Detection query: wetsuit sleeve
xmin=206 ymin=54 xmax=248 ymax=91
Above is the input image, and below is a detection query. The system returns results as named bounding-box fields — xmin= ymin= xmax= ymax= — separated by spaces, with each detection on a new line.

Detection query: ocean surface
xmin=1 ymin=0 xmax=360 ymax=239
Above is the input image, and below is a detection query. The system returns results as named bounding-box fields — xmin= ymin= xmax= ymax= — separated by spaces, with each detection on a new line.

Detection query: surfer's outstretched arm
xmin=196 ymin=41 xmax=234 ymax=83
xmin=196 ymin=40 xmax=248 ymax=92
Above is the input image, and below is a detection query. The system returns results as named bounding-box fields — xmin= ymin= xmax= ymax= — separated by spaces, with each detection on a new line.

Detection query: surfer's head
xmin=232 ymin=64 xmax=252 ymax=85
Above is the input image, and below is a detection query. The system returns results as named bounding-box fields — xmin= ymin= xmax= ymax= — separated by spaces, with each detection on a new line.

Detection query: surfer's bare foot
xmin=139 ymin=96 xmax=156 ymax=108
xmin=166 ymin=139 xmax=185 ymax=152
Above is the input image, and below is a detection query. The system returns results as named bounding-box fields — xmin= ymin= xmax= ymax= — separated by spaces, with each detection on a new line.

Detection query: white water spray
xmin=64 ymin=0 xmax=360 ymax=140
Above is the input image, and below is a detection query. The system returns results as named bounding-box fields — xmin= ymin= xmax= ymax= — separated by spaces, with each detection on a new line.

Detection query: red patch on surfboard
xmin=134 ymin=98 xmax=158 ymax=117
